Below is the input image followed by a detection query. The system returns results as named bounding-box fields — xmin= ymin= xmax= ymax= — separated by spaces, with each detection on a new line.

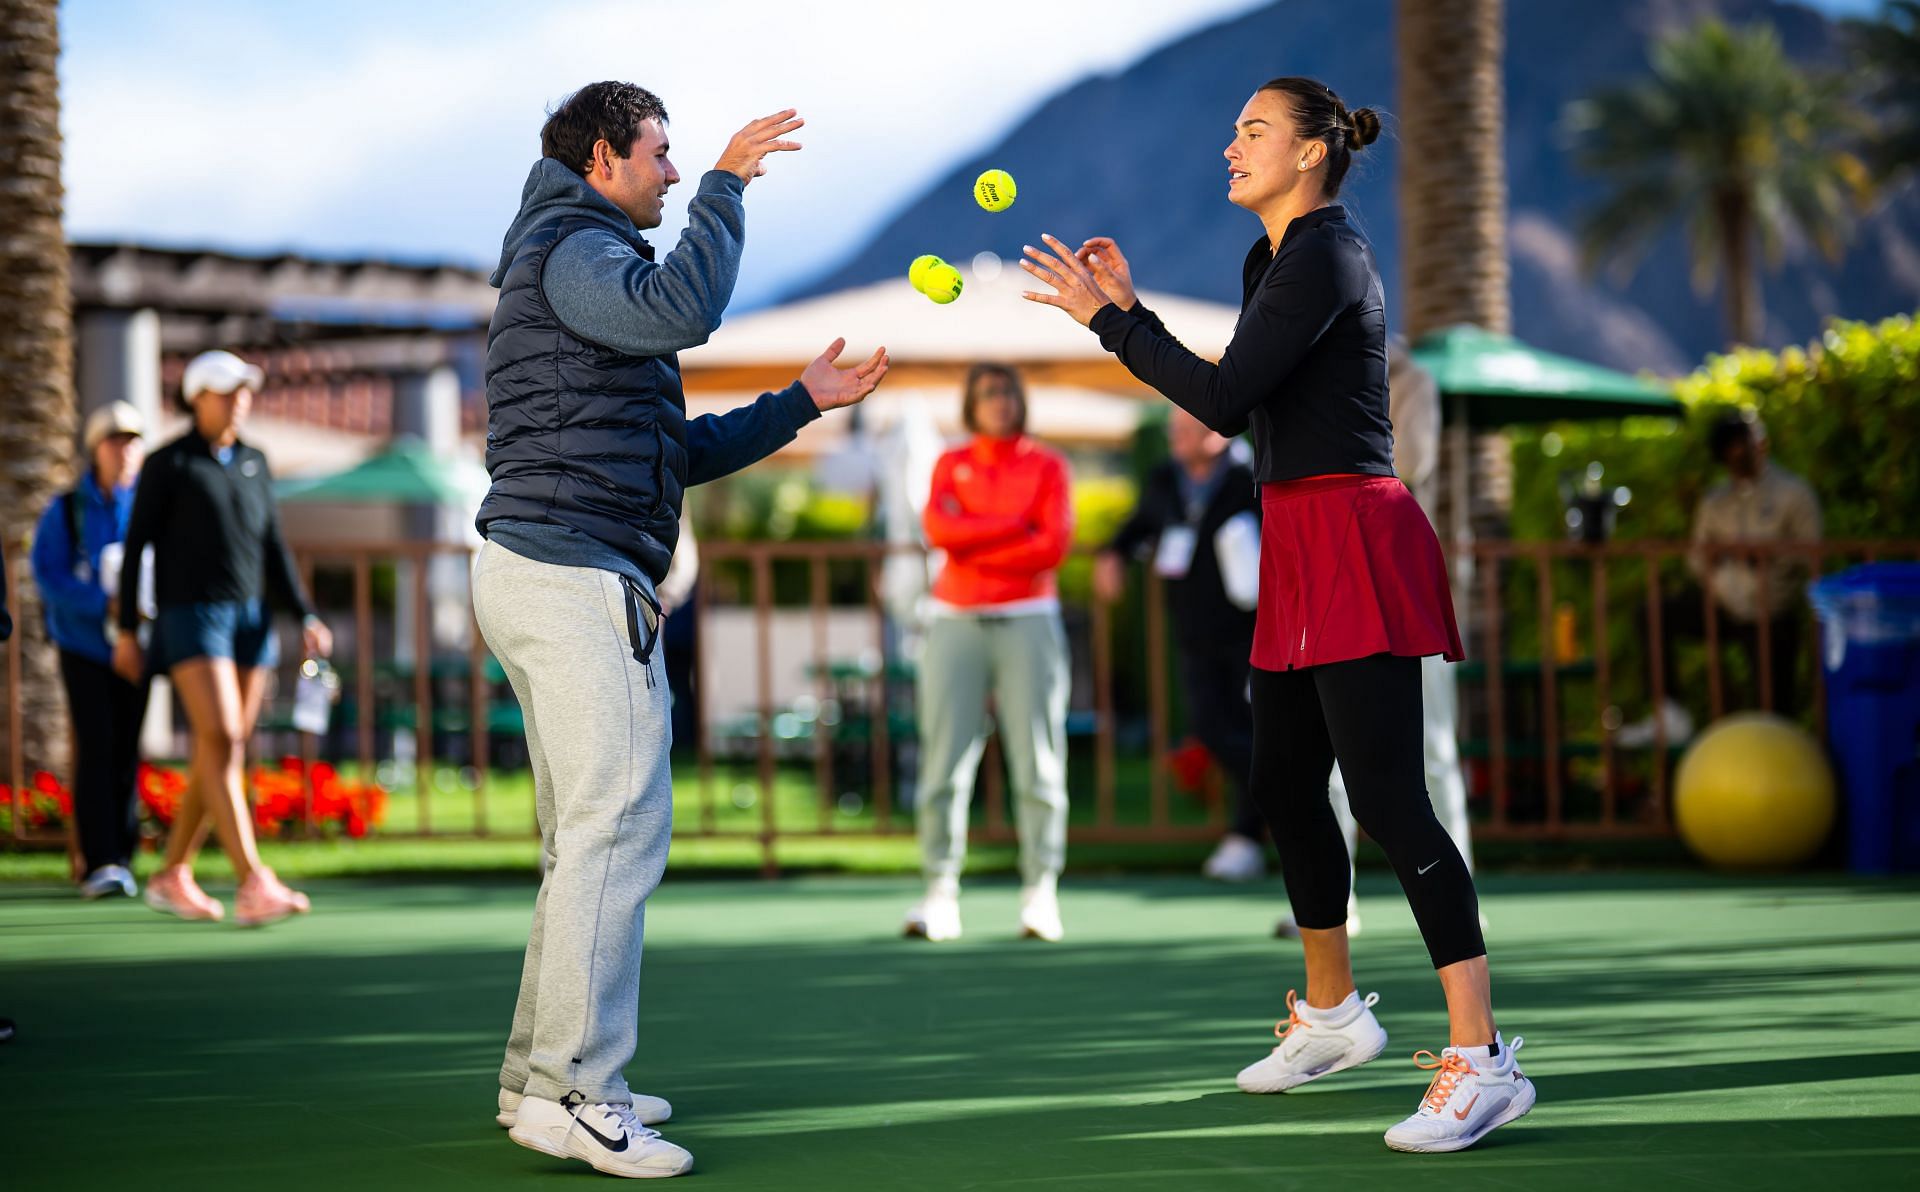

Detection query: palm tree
xmin=1847 ymin=0 xmax=1920 ymax=185
xmin=1398 ymin=0 xmax=1509 ymax=339
xmin=1566 ymin=19 xmax=1869 ymax=348
xmin=0 ymin=0 xmax=77 ymax=789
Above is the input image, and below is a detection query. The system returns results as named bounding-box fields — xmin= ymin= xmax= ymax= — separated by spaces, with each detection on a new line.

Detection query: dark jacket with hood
xmin=477 ymin=159 xmax=818 ymax=589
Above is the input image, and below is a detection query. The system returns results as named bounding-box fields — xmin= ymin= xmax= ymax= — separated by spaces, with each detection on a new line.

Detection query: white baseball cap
xmin=83 ymin=401 xmax=147 ymax=453
xmin=181 ymin=349 xmax=265 ymax=402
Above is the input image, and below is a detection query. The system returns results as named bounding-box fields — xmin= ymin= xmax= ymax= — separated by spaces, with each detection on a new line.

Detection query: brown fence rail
xmin=7 ymin=536 xmax=1917 ymax=861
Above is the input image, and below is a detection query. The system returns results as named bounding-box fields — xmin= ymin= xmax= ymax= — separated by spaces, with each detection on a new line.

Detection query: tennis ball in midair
xmin=973 ymin=169 xmax=1016 ymax=213
xmin=908 ymin=254 xmax=945 ymax=292
xmin=922 ymin=263 xmax=964 ymax=304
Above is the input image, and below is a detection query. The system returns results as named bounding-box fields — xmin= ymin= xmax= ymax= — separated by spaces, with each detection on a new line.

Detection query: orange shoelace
xmin=1413 ymin=1050 xmax=1477 ymax=1113
xmin=1273 ymin=989 xmax=1309 ymax=1042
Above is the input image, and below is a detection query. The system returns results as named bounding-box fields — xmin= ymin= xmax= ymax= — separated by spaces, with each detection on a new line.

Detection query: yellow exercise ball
xmin=1674 ymin=712 xmax=1836 ymax=869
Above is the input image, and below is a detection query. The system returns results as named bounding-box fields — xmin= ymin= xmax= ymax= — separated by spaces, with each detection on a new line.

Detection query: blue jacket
xmin=477 ymin=160 xmax=818 ymax=587
xmin=31 ymin=474 xmax=134 ymax=664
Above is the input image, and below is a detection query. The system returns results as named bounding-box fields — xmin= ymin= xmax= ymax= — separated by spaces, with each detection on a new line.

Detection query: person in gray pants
xmin=473 ymin=81 xmax=887 ymax=1180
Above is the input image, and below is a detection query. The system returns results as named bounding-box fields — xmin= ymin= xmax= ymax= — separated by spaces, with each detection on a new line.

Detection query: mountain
xmin=789 ymin=0 xmax=1920 ymax=374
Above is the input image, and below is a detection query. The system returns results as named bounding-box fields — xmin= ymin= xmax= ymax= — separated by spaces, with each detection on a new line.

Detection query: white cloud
xmin=61 ymin=0 xmax=1268 ymax=303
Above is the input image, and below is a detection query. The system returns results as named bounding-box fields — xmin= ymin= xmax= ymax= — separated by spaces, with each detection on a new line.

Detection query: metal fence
xmin=7 ymin=536 xmax=1916 ymax=860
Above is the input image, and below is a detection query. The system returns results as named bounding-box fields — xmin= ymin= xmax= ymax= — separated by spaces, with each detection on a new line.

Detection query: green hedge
xmin=1502 ymin=313 xmax=1920 ymax=739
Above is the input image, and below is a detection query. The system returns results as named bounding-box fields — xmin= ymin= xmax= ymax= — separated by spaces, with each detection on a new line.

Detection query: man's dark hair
xmin=1707 ymin=408 xmax=1763 ymax=463
xmin=541 ymin=82 xmax=669 ymax=177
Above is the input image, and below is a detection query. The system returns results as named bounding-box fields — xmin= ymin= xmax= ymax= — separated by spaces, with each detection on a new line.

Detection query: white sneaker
xmin=1203 ymin=834 xmax=1267 ymax=882
xmin=1274 ymin=894 xmax=1362 ymax=939
xmin=509 ymin=1094 xmax=693 ymax=1178
xmin=80 ymin=865 xmax=137 ymax=900
xmin=903 ymin=881 xmax=962 ymax=942
xmin=497 ymin=1086 xmax=670 ymax=1129
xmin=1383 ymin=1034 xmax=1535 ymax=1153
xmin=1018 ymin=881 xmax=1064 ymax=942
xmin=1615 ymin=698 xmax=1694 ymax=749
xmin=1236 ymin=990 xmax=1388 ymax=1094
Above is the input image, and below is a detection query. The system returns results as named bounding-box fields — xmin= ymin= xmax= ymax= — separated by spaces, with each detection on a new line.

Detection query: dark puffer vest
xmin=477 ymin=217 xmax=688 ymax=583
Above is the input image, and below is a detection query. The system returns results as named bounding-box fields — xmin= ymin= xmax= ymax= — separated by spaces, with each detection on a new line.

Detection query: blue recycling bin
xmin=1809 ymin=564 xmax=1920 ymax=874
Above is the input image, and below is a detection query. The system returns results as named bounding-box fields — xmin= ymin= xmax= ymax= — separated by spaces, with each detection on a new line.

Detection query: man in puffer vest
xmin=475 ymin=81 xmax=888 ymax=1179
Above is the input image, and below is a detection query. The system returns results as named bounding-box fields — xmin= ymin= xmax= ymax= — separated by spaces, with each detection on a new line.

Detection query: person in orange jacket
xmin=905 ymin=363 xmax=1073 ymax=943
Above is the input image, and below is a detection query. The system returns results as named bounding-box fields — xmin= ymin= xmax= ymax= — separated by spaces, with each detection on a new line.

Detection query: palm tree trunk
xmin=1717 ymin=192 xmax=1762 ymax=346
xmin=0 ymin=0 xmax=77 ymax=792
xmin=1397 ymin=0 xmax=1509 ymax=338
xmin=1398 ymin=0 xmax=1510 ymax=603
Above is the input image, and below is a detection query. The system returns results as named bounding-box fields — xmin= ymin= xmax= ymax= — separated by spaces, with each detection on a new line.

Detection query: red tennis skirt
xmin=1250 ymin=473 xmax=1465 ymax=672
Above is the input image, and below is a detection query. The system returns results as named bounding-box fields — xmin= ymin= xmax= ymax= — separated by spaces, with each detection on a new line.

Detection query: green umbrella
xmin=278 ymin=437 xmax=489 ymax=505
xmin=1410 ymin=324 xmax=1683 ymax=426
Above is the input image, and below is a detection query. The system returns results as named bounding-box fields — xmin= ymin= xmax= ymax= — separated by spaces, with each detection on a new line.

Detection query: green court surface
xmin=4 ymin=872 xmax=1918 ymax=1190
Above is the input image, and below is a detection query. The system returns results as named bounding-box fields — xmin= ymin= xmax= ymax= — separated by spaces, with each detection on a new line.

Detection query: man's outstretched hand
xmin=715 ymin=109 xmax=805 ymax=184
xmin=801 ymin=338 xmax=890 ymax=411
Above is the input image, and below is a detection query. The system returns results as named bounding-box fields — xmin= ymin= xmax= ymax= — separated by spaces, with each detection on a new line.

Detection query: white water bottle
xmin=292 ymin=658 xmax=340 ymax=735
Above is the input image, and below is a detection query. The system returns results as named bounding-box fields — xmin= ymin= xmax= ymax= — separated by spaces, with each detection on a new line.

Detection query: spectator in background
xmin=1094 ymin=407 xmax=1263 ymax=881
xmin=907 ymin=363 xmax=1074 ymax=943
xmin=1621 ymin=409 xmax=1822 ymax=746
xmin=32 ymin=402 xmax=151 ymax=900
xmin=114 ymin=350 xmax=331 ymax=926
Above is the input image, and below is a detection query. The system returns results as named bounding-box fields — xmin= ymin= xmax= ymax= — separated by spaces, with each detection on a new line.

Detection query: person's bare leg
xmin=1437 ymin=955 xmax=1496 ymax=1047
xmin=161 ymin=744 xmax=211 ymax=870
xmin=238 ymin=665 xmax=271 ymax=761
xmin=168 ymin=658 xmax=262 ymax=884
xmin=1300 ymin=925 xmax=1356 ymax=1008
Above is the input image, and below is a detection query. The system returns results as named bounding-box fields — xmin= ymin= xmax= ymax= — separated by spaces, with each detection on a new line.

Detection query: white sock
xmin=1457 ymin=1033 xmax=1505 ymax=1067
xmin=1300 ymin=990 xmax=1362 ymax=1025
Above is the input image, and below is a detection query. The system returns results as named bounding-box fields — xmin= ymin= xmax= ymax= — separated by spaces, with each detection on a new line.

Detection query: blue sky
xmin=60 ymin=0 xmax=1888 ymax=306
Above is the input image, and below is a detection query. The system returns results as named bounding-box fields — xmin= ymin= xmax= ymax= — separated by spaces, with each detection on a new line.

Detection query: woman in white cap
xmin=113 ymin=350 xmax=331 ymax=926
xmin=32 ymin=401 xmax=152 ymax=900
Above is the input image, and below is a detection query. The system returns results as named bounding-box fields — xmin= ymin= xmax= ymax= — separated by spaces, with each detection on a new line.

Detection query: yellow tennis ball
xmin=922 ymin=263 xmax=963 ymax=304
xmin=908 ymin=254 xmax=945 ymax=292
xmin=973 ymin=169 xmax=1016 ymax=213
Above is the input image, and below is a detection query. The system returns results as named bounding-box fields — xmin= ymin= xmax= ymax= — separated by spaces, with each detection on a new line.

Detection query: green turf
xmin=4 ymin=872 xmax=1918 ymax=1189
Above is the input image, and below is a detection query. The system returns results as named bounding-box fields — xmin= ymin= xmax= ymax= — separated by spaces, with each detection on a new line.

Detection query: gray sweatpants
xmin=915 ymin=610 xmax=1070 ymax=886
xmin=472 ymin=540 xmax=670 ymax=1106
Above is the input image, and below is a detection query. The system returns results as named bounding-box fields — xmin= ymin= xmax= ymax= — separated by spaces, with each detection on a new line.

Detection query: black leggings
xmin=1250 ymin=653 xmax=1485 ymax=969
xmin=59 ymin=649 xmax=152 ymax=873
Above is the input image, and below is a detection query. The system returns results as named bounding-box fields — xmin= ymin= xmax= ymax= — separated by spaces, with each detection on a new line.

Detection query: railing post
xmin=753 ymin=548 xmax=777 ymax=877
xmin=8 ymin=544 xmax=24 ymax=841
xmin=1481 ymin=548 xmax=1508 ymax=829
xmin=1591 ymin=550 xmax=1616 ymax=828
xmin=1645 ymin=547 xmax=1670 ymax=820
xmin=413 ymin=546 xmax=433 ymax=835
xmin=1092 ymin=589 xmax=1116 ymax=830
xmin=810 ymin=555 xmax=833 ymax=832
xmin=695 ymin=558 xmax=716 ymax=835
xmin=866 ymin=545 xmax=893 ymax=832
xmin=1703 ymin=548 xmax=1725 ymax=721
xmin=1145 ymin=570 xmax=1170 ymax=830
xmin=354 ymin=553 xmax=375 ymax=791
xmin=1535 ymin=548 xmax=1562 ymax=834
xmin=467 ymin=545 xmax=490 ymax=837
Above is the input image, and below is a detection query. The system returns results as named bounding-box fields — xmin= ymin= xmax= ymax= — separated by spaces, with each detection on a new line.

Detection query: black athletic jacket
xmin=118 ymin=427 xmax=314 ymax=630
xmin=1090 ymin=205 xmax=1395 ymax=484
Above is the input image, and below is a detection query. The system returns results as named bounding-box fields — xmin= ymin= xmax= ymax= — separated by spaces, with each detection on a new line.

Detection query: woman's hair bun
xmin=1349 ymin=107 xmax=1382 ymax=148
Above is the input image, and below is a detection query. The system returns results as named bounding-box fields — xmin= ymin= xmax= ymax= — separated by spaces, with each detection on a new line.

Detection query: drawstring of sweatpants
xmin=621 ymin=576 xmax=661 ymax=688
